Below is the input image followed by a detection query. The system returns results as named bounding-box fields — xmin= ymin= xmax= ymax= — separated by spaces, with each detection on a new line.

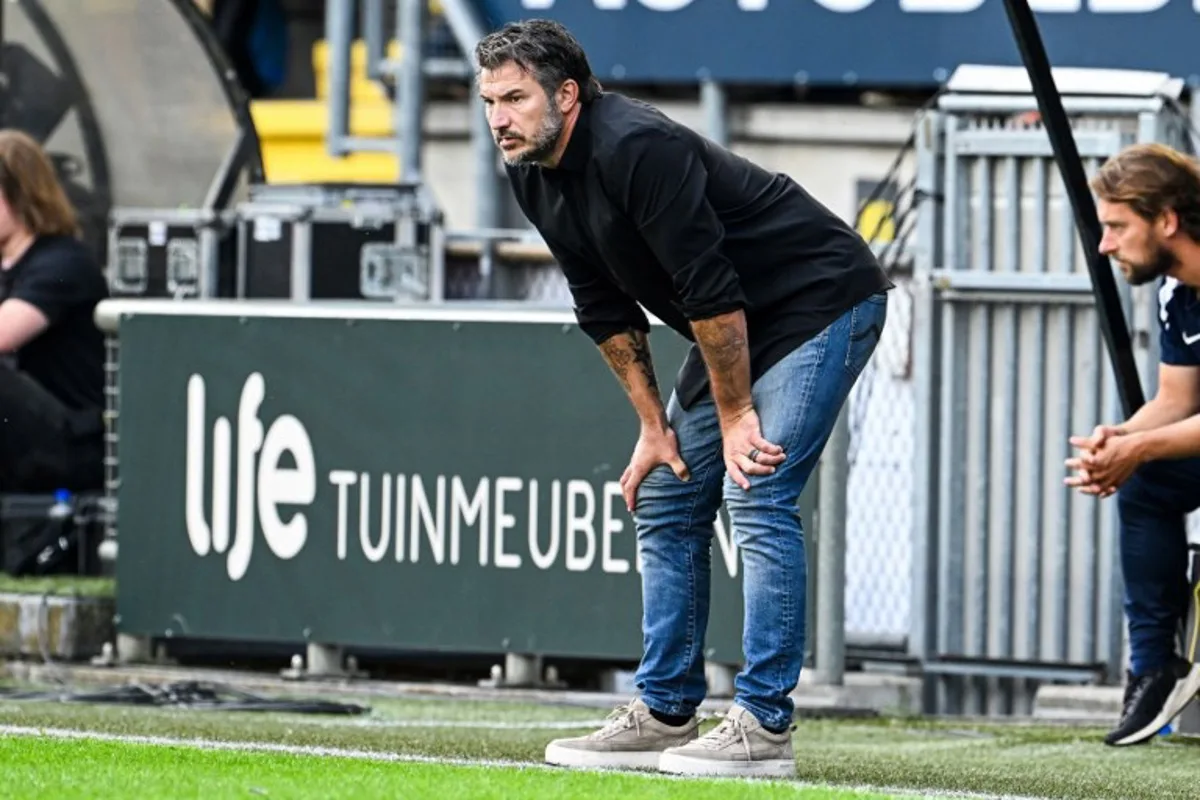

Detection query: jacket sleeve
xmin=545 ymin=237 xmax=650 ymax=345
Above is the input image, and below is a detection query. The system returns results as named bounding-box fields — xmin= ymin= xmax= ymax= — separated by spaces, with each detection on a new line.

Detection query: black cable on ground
xmin=0 ymin=680 xmax=371 ymax=715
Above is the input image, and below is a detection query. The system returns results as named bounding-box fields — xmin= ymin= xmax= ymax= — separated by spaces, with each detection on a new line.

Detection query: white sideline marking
xmin=0 ymin=724 xmax=1052 ymax=800
xmin=368 ymin=719 xmax=611 ymax=730
xmin=0 ymin=705 xmax=612 ymax=732
xmin=247 ymin=718 xmax=615 ymax=731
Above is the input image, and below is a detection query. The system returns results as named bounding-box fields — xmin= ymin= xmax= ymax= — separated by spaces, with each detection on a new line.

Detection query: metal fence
xmin=842 ymin=144 xmax=921 ymax=652
xmin=845 ymin=273 xmax=916 ymax=651
xmin=910 ymin=80 xmax=1194 ymax=715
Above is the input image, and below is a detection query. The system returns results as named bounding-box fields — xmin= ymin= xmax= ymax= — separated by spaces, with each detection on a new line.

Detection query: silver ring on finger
xmin=748 ymin=448 xmax=760 ymax=463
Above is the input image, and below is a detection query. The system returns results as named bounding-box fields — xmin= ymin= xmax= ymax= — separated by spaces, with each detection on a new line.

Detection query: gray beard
xmin=503 ymin=105 xmax=565 ymax=166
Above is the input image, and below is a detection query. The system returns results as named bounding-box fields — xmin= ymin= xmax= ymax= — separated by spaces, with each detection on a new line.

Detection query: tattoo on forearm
xmin=599 ymin=330 xmax=668 ymax=429
xmin=599 ymin=331 xmax=659 ymax=395
xmin=691 ymin=314 xmax=752 ymax=417
xmin=630 ymin=331 xmax=659 ymax=394
xmin=599 ymin=336 xmax=633 ymax=393
xmin=693 ymin=319 xmax=747 ymax=371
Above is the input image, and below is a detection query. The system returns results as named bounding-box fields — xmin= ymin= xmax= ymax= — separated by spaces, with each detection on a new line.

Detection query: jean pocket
xmin=844 ymin=293 xmax=888 ymax=376
xmin=862 ymin=291 xmax=888 ymax=306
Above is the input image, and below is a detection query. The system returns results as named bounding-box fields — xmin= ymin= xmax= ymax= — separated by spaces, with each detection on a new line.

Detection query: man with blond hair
xmin=0 ymin=129 xmax=108 ymax=494
xmin=1066 ymin=142 xmax=1200 ymax=746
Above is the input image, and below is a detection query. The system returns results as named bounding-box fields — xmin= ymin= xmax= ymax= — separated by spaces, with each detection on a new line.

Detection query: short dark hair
xmin=1091 ymin=143 xmax=1200 ymax=242
xmin=474 ymin=19 xmax=603 ymax=105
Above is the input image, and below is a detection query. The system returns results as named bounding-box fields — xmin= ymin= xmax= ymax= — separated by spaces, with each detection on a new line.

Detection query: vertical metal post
xmin=910 ymin=109 xmax=945 ymax=713
xmin=812 ymin=407 xmax=848 ymax=686
xmin=472 ymin=96 xmax=499 ymax=228
xmin=438 ymin=0 xmax=504 ymax=278
xmin=1190 ymin=83 xmax=1200 ymax=155
xmin=397 ymin=0 xmax=426 ymax=181
xmin=701 ymin=80 xmax=729 ymax=147
xmin=291 ymin=221 xmax=312 ymax=301
xmin=473 ymin=93 xmax=501 ymax=299
xmin=325 ymin=0 xmax=354 ymax=157
xmin=362 ymin=0 xmax=386 ymax=82
xmin=437 ymin=0 xmax=487 ymax=60
xmin=473 ymin=111 xmax=503 ymax=247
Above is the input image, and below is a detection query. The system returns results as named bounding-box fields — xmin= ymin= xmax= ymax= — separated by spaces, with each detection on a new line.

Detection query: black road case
xmin=236 ymin=182 xmax=445 ymax=301
xmin=106 ymin=208 xmax=238 ymax=299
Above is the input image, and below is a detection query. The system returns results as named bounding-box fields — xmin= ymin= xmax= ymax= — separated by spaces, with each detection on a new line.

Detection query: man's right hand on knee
xmin=620 ymin=424 xmax=691 ymax=512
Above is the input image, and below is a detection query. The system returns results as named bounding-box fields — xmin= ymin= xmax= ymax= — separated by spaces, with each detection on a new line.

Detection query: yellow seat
xmin=254 ymin=34 xmax=464 ymax=184
xmin=250 ymin=99 xmax=400 ymax=183
xmin=312 ymin=39 xmax=402 ymax=102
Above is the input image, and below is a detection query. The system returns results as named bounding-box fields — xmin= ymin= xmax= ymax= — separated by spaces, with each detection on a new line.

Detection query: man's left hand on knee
xmin=721 ymin=407 xmax=785 ymax=490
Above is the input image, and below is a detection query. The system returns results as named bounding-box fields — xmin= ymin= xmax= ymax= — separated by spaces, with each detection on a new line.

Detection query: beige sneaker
xmin=544 ymin=698 xmax=700 ymax=770
xmin=658 ymin=704 xmax=795 ymax=778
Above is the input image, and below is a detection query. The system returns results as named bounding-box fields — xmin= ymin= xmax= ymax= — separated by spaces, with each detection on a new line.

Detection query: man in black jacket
xmin=0 ymin=129 xmax=108 ymax=495
xmin=476 ymin=20 xmax=892 ymax=777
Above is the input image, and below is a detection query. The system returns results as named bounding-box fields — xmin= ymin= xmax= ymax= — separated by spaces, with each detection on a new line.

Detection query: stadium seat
xmin=250 ymin=38 xmax=402 ymax=184
xmin=250 ymin=98 xmax=399 ymax=183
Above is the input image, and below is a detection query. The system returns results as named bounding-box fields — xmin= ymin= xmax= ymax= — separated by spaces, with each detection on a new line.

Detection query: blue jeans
xmin=1118 ymin=457 xmax=1200 ymax=676
xmin=632 ymin=292 xmax=888 ymax=731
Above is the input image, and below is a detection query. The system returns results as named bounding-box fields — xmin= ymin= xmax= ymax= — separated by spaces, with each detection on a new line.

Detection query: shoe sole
xmin=544 ymin=743 xmax=665 ymax=771
xmin=657 ymin=752 xmax=796 ymax=779
xmin=1108 ymin=664 xmax=1200 ymax=747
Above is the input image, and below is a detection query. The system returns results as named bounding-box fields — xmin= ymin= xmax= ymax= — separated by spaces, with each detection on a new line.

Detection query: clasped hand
xmin=1064 ymin=424 xmax=1142 ymax=498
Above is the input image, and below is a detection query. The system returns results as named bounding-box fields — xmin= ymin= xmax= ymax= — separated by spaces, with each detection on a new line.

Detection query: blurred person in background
xmin=195 ymin=0 xmax=289 ymax=98
xmin=0 ymin=129 xmax=108 ymax=495
xmin=1066 ymin=142 xmax=1200 ymax=747
xmin=475 ymin=19 xmax=892 ymax=778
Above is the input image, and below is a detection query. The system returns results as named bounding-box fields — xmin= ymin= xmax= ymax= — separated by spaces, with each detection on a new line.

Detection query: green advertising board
xmin=105 ymin=300 xmax=817 ymax=666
